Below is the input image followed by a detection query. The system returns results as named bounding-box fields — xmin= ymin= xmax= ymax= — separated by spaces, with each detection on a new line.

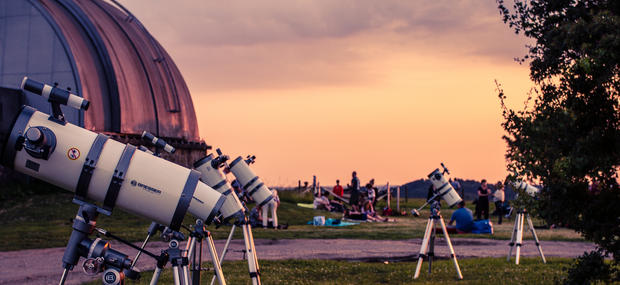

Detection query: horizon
xmin=118 ymin=0 xmax=534 ymax=186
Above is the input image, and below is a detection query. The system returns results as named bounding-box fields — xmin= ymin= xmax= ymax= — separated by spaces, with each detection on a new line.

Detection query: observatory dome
xmin=0 ymin=0 xmax=208 ymax=166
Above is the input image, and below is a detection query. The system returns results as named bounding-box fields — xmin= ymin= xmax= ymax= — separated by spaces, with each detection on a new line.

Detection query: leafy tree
xmin=495 ymin=0 xmax=620 ymax=264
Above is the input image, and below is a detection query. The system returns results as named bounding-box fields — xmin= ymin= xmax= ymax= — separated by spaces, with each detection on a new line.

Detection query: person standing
xmin=493 ymin=182 xmax=505 ymax=224
xmin=349 ymin=171 xmax=361 ymax=211
xmin=262 ymin=189 xmax=280 ymax=228
xmin=333 ymin=179 xmax=344 ymax=197
xmin=476 ymin=179 xmax=490 ymax=220
xmin=366 ymin=179 xmax=376 ymax=207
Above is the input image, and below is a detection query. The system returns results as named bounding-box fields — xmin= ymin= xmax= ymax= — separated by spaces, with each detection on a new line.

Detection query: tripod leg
xmin=439 ymin=217 xmax=463 ymax=280
xmin=149 ymin=267 xmax=162 ymax=285
xmin=59 ymin=268 xmax=69 ymax=285
xmin=247 ymin=223 xmax=260 ymax=272
xmin=507 ymin=212 xmax=519 ymax=262
xmin=219 ymin=225 xmax=237 ymax=263
xmin=185 ymin=237 xmax=196 ymax=261
xmin=131 ymin=234 xmax=152 ymax=269
xmin=428 ymin=219 xmax=436 ymax=274
xmin=242 ymin=224 xmax=262 ymax=285
xmin=182 ymin=263 xmax=191 ymax=285
xmin=414 ymin=218 xmax=433 ymax=279
xmin=515 ymin=213 xmax=524 ymax=265
xmin=210 ymin=225 xmax=237 ymax=285
xmin=206 ymin=233 xmax=227 ymax=285
xmin=247 ymin=224 xmax=261 ymax=285
xmin=172 ymin=266 xmax=182 ymax=285
xmin=526 ymin=214 xmax=546 ymax=263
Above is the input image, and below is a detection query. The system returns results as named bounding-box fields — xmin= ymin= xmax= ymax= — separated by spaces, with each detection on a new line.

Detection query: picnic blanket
xmin=307 ymin=218 xmax=359 ymax=227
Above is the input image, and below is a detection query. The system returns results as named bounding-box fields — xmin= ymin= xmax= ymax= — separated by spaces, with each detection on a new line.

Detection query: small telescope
xmin=411 ymin=164 xmax=463 ymax=216
xmin=1 ymin=78 xmax=226 ymax=231
xmin=141 ymin=131 xmax=175 ymax=155
xmin=228 ymin=155 xmax=274 ymax=207
xmin=512 ymin=181 xmax=540 ymax=197
xmin=21 ymin=77 xmax=89 ymax=111
xmin=193 ymin=150 xmax=245 ymax=223
xmin=21 ymin=77 xmax=89 ymax=123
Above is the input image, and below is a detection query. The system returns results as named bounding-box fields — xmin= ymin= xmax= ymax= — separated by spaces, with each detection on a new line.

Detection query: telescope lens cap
xmin=25 ymin=128 xmax=42 ymax=143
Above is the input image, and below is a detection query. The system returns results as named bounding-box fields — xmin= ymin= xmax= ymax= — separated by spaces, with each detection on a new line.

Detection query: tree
xmin=496 ymin=0 xmax=620 ymax=265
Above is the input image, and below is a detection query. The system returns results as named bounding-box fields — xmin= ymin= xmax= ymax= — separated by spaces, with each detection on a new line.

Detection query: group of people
xmin=474 ymin=179 xmax=508 ymax=224
xmin=446 ymin=179 xmax=510 ymax=234
xmin=313 ymin=171 xmax=389 ymax=222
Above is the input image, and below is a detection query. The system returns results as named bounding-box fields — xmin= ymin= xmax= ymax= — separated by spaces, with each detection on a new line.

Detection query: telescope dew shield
xmin=193 ymin=154 xmax=244 ymax=221
xmin=228 ymin=156 xmax=274 ymax=207
xmin=1 ymin=106 xmax=225 ymax=230
xmin=513 ymin=181 xmax=540 ymax=197
xmin=428 ymin=168 xmax=462 ymax=207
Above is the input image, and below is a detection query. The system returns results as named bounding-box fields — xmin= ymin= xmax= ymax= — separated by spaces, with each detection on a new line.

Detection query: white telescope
xmin=194 ymin=154 xmax=245 ymax=222
xmin=1 ymin=78 xmax=226 ymax=231
xmin=512 ymin=181 xmax=540 ymax=197
xmin=428 ymin=168 xmax=462 ymax=207
xmin=228 ymin=156 xmax=273 ymax=207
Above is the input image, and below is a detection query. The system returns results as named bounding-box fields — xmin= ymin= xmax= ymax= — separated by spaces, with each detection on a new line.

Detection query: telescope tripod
xmin=507 ymin=209 xmax=546 ymax=265
xmin=211 ymin=216 xmax=261 ymax=285
xmin=135 ymin=220 xmax=226 ymax=285
xmin=414 ymin=202 xmax=463 ymax=280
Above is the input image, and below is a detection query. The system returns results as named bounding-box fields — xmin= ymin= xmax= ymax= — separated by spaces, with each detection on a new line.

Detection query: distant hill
xmin=397 ymin=178 xmax=517 ymax=201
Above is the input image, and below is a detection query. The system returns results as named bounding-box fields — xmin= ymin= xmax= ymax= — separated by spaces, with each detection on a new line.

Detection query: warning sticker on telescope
xmin=67 ymin=148 xmax=80 ymax=160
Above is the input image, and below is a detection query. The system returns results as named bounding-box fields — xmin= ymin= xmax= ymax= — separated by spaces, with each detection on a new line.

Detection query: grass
xmin=0 ymin=186 xmax=584 ymax=251
xmin=84 ymin=257 xmax=574 ymax=284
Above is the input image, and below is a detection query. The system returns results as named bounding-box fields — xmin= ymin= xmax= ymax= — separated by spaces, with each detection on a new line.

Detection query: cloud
xmin=118 ymin=0 xmax=529 ymax=91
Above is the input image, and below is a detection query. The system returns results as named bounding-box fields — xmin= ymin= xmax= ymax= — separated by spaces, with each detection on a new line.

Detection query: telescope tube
xmin=228 ymin=156 xmax=274 ymax=207
xmin=194 ymin=154 xmax=245 ymax=221
xmin=1 ymin=106 xmax=225 ymax=230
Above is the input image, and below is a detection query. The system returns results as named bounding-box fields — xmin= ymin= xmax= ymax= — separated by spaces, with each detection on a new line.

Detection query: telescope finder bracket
xmin=20 ymin=77 xmax=90 ymax=125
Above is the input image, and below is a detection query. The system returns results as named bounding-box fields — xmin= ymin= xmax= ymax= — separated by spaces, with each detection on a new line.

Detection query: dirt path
xmin=0 ymin=238 xmax=595 ymax=284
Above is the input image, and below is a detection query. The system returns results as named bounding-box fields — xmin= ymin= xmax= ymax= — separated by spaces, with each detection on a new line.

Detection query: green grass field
xmin=83 ymin=257 xmax=573 ymax=285
xmin=0 ymin=186 xmax=583 ymax=251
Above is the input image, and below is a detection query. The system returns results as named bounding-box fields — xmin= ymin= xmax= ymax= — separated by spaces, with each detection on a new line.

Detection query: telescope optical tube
xmin=193 ymin=154 xmax=245 ymax=222
xmin=512 ymin=181 xmax=540 ymax=197
xmin=228 ymin=156 xmax=274 ymax=207
xmin=1 ymin=106 xmax=225 ymax=230
xmin=428 ymin=168 xmax=462 ymax=207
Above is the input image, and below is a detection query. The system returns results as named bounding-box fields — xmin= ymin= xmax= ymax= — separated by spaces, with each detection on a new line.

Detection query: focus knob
xmin=25 ymin=127 xmax=43 ymax=144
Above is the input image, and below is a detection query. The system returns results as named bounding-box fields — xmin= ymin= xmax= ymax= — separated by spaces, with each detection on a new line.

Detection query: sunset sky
xmin=118 ymin=0 xmax=533 ymax=187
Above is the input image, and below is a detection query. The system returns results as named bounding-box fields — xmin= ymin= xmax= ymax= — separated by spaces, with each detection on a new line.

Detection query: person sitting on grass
xmin=361 ymin=200 xmax=388 ymax=222
xmin=343 ymin=208 xmax=367 ymax=221
xmin=313 ymin=193 xmax=332 ymax=211
xmin=249 ymin=205 xmax=263 ymax=228
xmin=447 ymin=201 xmax=474 ymax=233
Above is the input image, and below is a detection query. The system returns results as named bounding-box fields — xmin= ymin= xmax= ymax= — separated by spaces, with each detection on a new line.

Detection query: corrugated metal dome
xmin=0 ymin=0 xmax=208 ymax=167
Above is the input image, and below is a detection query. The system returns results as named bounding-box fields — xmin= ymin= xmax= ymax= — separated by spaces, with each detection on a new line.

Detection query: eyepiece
xmin=21 ymin=77 xmax=89 ymax=111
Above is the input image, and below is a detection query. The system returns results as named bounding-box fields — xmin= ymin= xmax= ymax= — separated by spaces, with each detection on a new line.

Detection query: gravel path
xmin=0 ymin=238 xmax=595 ymax=284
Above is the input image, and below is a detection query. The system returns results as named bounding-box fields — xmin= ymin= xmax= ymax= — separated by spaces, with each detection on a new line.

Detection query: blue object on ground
xmin=306 ymin=218 xmax=358 ymax=227
xmin=471 ymin=219 xmax=494 ymax=234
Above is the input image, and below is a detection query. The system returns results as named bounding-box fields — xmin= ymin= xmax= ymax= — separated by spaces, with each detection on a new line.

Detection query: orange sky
xmin=119 ymin=1 xmax=533 ymax=186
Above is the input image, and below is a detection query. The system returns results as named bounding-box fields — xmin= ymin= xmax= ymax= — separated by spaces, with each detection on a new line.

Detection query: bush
xmin=561 ymin=250 xmax=619 ymax=285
